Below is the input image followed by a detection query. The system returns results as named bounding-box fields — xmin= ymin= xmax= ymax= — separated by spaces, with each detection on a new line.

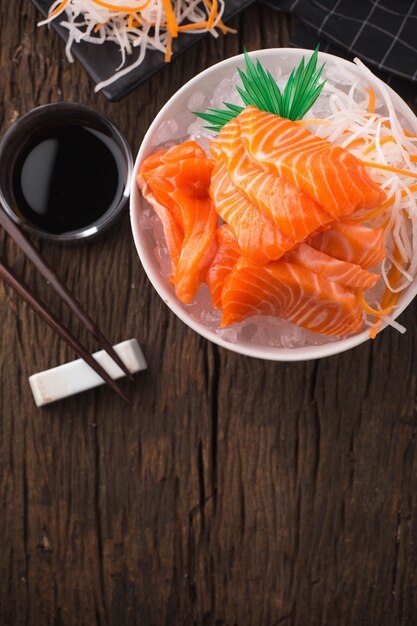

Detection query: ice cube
xmin=204 ymin=310 xmax=222 ymax=324
xmin=154 ymin=243 xmax=172 ymax=277
xmin=138 ymin=206 xmax=154 ymax=230
xmin=304 ymin=331 xmax=339 ymax=346
xmin=188 ymin=90 xmax=207 ymax=110
xmin=279 ymin=324 xmax=307 ymax=349
xmin=216 ymin=326 xmax=241 ymax=343
xmin=211 ymin=73 xmax=242 ymax=109
xmin=152 ymin=119 xmax=179 ymax=146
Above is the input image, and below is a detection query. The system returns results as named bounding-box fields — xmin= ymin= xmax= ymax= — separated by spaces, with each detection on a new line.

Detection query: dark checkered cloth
xmin=262 ymin=0 xmax=417 ymax=102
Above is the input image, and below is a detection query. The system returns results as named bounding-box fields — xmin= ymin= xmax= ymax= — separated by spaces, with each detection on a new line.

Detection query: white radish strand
xmin=310 ymin=61 xmax=417 ymax=333
xmin=38 ymin=0 xmax=227 ymax=91
xmin=354 ymin=58 xmax=414 ymax=163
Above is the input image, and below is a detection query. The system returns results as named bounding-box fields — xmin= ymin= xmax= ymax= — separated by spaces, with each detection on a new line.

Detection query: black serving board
xmin=32 ymin=0 xmax=256 ymax=101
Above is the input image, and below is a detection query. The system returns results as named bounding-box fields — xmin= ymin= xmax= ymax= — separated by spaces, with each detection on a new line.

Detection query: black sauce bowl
xmin=0 ymin=102 xmax=133 ymax=243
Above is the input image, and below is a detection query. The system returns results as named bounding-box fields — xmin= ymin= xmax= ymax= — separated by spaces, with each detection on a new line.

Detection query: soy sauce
xmin=11 ymin=123 xmax=126 ymax=234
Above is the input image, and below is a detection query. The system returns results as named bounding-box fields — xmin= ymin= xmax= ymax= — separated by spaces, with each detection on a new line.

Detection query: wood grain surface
xmin=1 ymin=3 xmax=417 ymax=626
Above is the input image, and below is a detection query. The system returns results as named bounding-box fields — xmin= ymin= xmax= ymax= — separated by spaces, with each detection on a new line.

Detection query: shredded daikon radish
xmin=310 ymin=61 xmax=417 ymax=335
xmin=38 ymin=0 xmax=230 ymax=92
xmin=375 ymin=316 xmax=407 ymax=334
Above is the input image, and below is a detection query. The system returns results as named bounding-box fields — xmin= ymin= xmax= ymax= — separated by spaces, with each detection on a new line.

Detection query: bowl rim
xmin=130 ymin=47 xmax=417 ymax=361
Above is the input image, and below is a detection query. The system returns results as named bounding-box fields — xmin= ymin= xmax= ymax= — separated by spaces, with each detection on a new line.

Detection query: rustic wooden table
xmin=1 ymin=2 xmax=417 ymax=625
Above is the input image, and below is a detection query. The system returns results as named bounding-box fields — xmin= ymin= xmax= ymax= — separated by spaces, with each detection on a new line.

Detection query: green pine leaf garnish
xmin=194 ymin=47 xmax=326 ymax=132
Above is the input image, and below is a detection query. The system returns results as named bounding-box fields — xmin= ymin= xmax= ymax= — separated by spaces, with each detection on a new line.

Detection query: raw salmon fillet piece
xmin=238 ymin=106 xmax=386 ymax=216
xmin=211 ymin=118 xmax=335 ymax=241
xmin=138 ymin=141 xmax=209 ymax=239
xmin=221 ymin=258 xmax=364 ymax=335
xmin=283 ymin=243 xmax=380 ymax=291
xmin=309 ymin=218 xmax=385 ymax=269
xmin=138 ymin=142 xmax=217 ymax=304
xmin=140 ymin=140 xmax=208 ymax=171
xmin=210 ymin=160 xmax=296 ymax=264
xmin=137 ymin=178 xmax=184 ymax=276
xmin=206 ymin=225 xmax=241 ymax=309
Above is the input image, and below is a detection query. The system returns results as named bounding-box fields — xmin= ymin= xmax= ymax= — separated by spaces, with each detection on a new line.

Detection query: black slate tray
xmin=32 ymin=0 xmax=256 ymax=101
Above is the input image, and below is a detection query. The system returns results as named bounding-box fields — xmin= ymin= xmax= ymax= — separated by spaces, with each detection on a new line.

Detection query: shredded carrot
xmin=296 ymin=119 xmax=333 ymax=126
xmin=389 ymin=185 xmax=414 ymax=207
xmin=366 ymin=88 xmax=376 ymax=114
xmin=352 ymin=115 xmax=417 ymax=138
xmin=161 ymin=0 xmax=178 ymax=37
xmin=178 ymin=22 xmax=208 ymax=31
xmin=356 ymin=204 xmax=387 ymax=222
xmin=206 ymin=0 xmax=218 ymax=29
xmin=384 ymin=288 xmax=401 ymax=306
xmin=380 ymin=120 xmax=417 ymax=140
xmin=368 ymin=326 xmax=378 ymax=339
xmin=362 ymin=135 xmax=417 ymax=161
xmin=203 ymin=0 xmax=233 ymax=33
xmin=357 ymin=292 xmax=396 ymax=317
xmin=217 ymin=23 xmax=237 ymax=34
xmin=137 ymin=0 xmax=151 ymax=8
xmin=141 ymin=19 xmax=167 ymax=27
xmin=369 ymin=289 xmax=401 ymax=338
xmin=385 ymin=245 xmax=403 ymax=301
xmin=48 ymin=0 xmax=68 ymax=18
xmin=94 ymin=22 xmax=105 ymax=31
xmin=91 ymin=0 xmax=151 ymax=12
xmin=362 ymin=116 xmax=417 ymax=138
xmin=360 ymin=160 xmax=417 ymax=180
xmin=362 ymin=135 xmax=393 ymax=156
xmin=339 ymin=127 xmax=371 ymax=149
xmin=204 ymin=0 xmax=218 ymax=28
xmin=368 ymin=244 xmax=404 ymax=338
xmin=344 ymin=137 xmax=368 ymax=150
xmin=164 ymin=33 xmax=172 ymax=62
xmin=396 ymin=183 xmax=417 ymax=200
xmin=176 ymin=0 xmax=220 ymax=34
xmin=126 ymin=13 xmax=143 ymax=28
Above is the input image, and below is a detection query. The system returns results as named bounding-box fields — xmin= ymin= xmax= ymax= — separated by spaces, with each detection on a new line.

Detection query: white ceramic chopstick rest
xmin=28 ymin=338 xmax=146 ymax=406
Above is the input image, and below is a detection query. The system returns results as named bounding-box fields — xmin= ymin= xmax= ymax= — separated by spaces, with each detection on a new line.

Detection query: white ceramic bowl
xmin=130 ymin=48 xmax=417 ymax=361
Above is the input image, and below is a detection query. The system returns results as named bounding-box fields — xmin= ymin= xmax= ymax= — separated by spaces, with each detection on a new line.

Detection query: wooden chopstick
xmin=0 ymin=206 xmax=134 ymax=382
xmin=0 ymin=258 xmax=131 ymax=404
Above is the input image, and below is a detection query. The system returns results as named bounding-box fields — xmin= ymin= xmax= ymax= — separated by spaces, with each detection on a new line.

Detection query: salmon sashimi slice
xmin=146 ymin=157 xmax=217 ymax=303
xmin=209 ymin=139 xmax=223 ymax=161
xmin=309 ymin=219 xmax=385 ymax=269
xmin=138 ymin=141 xmax=209 ymax=228
xmin=206 ymin=225 xmax=241 ymax=309
xmin=221 ymin=258 xmax=363 ymax=336
xmin=210 ymin=160 xmax=296 ymax=265
xmin=137 ymin=178 xmax=184 ymax=277
xmin=211 ymin=118 xmax=335 ymax=241
xmin=140 ymin=140 xmax=208 ymax=173
xmin=174 ymin=209 xmax=217 ymax=303
xmin=147 ymin=157 xmax=213 ymax=230
xmin=139 ymin=144 xmax=217 ymax=303
xmin=283 ymin=243 xmax=380 ymax=291
xmin=238 ymin=106 xmax=386 ymax=216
